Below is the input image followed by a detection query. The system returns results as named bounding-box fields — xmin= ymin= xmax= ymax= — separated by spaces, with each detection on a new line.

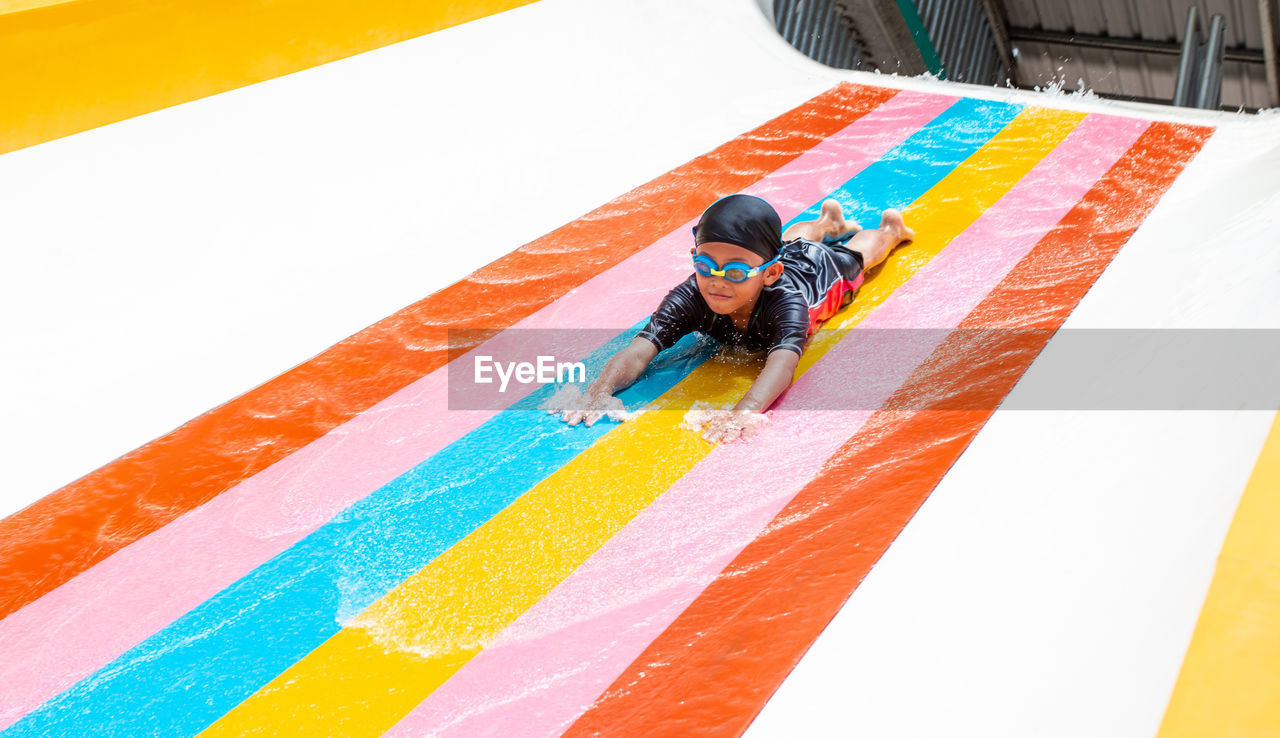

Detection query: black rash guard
xmin=638 ymin=239 xmax=865 ymax=357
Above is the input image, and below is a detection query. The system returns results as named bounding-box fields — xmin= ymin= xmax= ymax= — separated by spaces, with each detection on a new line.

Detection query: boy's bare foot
xmin=817 ymin=198 xmax=861 ymax=241
xmin=879 ymin=208 xmax=915 ymax=245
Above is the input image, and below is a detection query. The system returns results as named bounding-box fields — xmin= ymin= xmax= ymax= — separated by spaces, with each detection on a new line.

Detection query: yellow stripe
xmin=201 ymin=107 xmax=1085 ymax=737
xmin=0 ymin=0 xmax=539 ymax=154
xmin=1 ymin=1 xmax=70 ymax=14
xmin=1158 ymin=409 xmax=1280 ymax=738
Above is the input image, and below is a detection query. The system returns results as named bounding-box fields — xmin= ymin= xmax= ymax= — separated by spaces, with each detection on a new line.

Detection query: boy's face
xmin=693 ymin=241 xmax=784 ymax=322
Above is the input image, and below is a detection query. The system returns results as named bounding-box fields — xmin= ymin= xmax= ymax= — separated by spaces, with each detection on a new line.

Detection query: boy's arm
xmin=734 ymin=348 xmax=801 ymax=413
xmin=586 ymin=337 xmax=659 ymax=398
xmin=559 ymin=277 xmax=694 ymax=426
xmin=700 ymin=348 xmax=800 ymax=444
xmin=561 ymin=337 xmax=659 ymax=426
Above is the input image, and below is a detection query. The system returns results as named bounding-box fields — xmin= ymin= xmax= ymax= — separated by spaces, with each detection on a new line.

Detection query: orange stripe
xmin=564 ymin=121 xmax=1214 ymax=736
xmin=0 ymin=82 xmax=898 ymax=620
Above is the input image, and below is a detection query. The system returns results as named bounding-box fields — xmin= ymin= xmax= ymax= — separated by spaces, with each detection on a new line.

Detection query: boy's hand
xmin=563 ymin=389 xmax=625 ymax=427
xmin=541 ymin=338 xmax=657 ymax=427
xmin=542 ymin=384 xmax=635 ymax=427
xmin=683 ymin=405 xmax=770 ymax=444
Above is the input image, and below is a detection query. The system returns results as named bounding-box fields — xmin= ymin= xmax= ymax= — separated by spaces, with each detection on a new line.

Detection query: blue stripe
xmin=787 ymin=97 xmax=1022 ymax=230
xmin=7 ymin=95 xmax=1022 ymax=737
xmin=9 ymin=326 xmax=714 ymax=737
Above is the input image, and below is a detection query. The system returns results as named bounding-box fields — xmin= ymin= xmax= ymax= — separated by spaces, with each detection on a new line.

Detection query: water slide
xmin=2 ymin=0 xmax=1279 ymax=735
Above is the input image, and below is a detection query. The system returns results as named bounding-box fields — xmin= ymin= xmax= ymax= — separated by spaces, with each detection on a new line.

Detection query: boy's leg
xmin=845 ymin=208 xmax=914 ymax=271
xmin=781 ymin=199 xmax=861 ymax=243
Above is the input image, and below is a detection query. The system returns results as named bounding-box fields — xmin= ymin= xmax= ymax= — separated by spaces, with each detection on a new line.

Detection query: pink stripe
xmin=0 ymin=89 xmax=957 ymax=728
xmin=393 ymin=113 xmax=1152 ymax=738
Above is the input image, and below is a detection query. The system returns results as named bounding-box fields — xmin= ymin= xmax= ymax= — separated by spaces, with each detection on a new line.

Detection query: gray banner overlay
xmin=447 ymin=329 xmax=1280 ymax=411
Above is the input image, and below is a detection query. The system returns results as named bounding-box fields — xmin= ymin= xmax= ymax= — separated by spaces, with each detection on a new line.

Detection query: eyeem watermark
xmin=449 ymin=328 xmax=612 ymax=410
xmin=474 ymin=355 xmax=586 ymax=393
xmin=449 ymin=328 xmax=1280 ymax=411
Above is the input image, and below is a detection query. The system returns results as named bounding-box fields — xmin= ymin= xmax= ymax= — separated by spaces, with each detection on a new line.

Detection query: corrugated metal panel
xmin=772 ymin=0 xmax=872 ymax=70
xmin=1010 ymin=41 xmax=1269 ymax=108
xmin=1004 ymin=0 xmax=1266 ymax=47
xmin=1000 ymin=0 xmax=1274 ymax=108
xmin=914 ymin=0 xmax=1004 ymax=83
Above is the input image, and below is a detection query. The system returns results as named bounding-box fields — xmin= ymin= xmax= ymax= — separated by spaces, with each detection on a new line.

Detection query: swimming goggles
xmin=691 ymin=249 xmax=780 ymax=283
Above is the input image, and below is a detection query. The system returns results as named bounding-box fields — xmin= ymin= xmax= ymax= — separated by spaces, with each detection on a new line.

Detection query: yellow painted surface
xmin=1 ymin=0 xmax=74 ymax=14
xmin=0 ymin=0 xmax=539 ymax=154
xmin=201 ymin=107 xmax=1085 ymax=737
xmin=1159 ymin=410 xmax=1280 ymax=738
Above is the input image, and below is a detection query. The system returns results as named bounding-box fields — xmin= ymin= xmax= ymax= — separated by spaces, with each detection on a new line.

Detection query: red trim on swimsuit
xmin=807 ymin=271 xmax=865 ymax=334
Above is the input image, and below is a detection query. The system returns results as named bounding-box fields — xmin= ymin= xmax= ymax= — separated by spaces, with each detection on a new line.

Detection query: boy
xmin=554 ymin=194 xmax=913 ymax=442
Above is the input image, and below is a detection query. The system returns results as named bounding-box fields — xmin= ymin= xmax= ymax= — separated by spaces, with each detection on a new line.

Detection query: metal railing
xmin=1173 ymin=5 xmax=1227 ymax=109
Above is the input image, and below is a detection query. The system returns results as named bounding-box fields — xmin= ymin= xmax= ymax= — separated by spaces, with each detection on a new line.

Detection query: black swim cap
xmin=692 ymin=194 xmax=782 ymax=261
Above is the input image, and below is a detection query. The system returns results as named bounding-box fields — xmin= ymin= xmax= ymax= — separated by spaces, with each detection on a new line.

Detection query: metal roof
xmin=1001 ymin=0 xmax=1275 ymax=109
xmin=770 ymin=0 xmax=1280 ymax=111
